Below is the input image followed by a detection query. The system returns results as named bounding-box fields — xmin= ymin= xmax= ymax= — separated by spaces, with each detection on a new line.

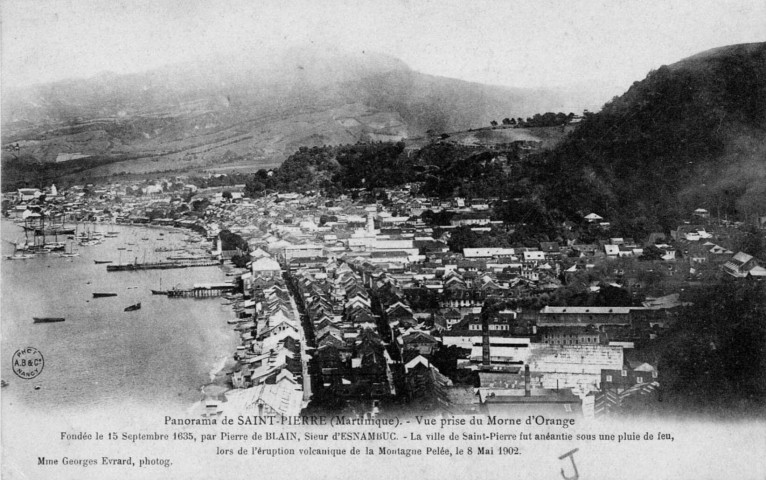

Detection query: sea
xmin=0 ymin=220 xmax=239 ymax=413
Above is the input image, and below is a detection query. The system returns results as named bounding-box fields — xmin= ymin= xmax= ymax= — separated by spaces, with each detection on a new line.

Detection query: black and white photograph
xmin=1 ymin=1 xmax=765 ymax=478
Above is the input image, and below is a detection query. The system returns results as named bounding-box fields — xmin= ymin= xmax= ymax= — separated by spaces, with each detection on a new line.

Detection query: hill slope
xmin=1 ymin=47 xmax=584 ymax=188
xmin=539 ymin=42 xmax=766 ymax=235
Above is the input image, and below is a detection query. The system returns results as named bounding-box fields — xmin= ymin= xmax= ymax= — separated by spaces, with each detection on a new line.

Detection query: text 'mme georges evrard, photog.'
xmin=1 ymin=1 xmax=765 ymax=479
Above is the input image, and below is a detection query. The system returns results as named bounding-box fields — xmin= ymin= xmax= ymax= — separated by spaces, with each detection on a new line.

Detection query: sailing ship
xmin=5 ymin=253 xmax=34 ymax=260
xmin=59 ymin=240 xmax=79 ymax=257
xmin=151 ymin=276 xmax=171 ymax=295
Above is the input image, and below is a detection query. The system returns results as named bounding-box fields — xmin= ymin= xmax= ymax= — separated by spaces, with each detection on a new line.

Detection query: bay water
xmin=0 ymin=221 xmax=238 ymax=413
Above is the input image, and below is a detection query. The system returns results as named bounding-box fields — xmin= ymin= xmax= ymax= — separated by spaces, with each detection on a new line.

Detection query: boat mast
xmin=40 ymin=212 xmax=45 ymax=247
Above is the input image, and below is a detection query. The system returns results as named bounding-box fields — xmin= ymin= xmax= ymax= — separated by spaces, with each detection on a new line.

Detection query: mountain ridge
xmin=1 ymin=47 xmax=603 ymax=188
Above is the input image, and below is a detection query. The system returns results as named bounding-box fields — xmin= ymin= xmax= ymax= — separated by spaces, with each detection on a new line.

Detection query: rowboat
xmin=33 ymin=317 xmax=65 ymax=323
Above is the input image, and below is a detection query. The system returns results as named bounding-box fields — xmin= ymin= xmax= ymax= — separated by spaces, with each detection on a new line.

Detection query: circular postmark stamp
xmin=12 ymin=347 xmax=44 ymax=379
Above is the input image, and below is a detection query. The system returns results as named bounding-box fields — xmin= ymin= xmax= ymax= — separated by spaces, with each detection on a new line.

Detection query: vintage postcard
xmin=1 ymin=1 xmax=765 ymax=479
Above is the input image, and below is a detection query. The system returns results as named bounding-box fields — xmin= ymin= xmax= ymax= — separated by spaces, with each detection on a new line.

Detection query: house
xmin=601 ymin=362 xmax=658 ymax=393
xmin=479 ymin=388 xmax=584 ymax=417
xmin=462 ymin=311 xmax=518 ymax=333
xmin=284 ymin=243 xmax=323 ymax=260
xmin=723 ymin=252 xmax=766 ymax=278
xmin=443 ymin=308 xmax=464 ymax=328
xmin=450 ymin=212 xmax=491 ymax=227
xmin=221 ymin=382 xmax=303 ymax=418
xmin=369 ymin=250 xmax=411 ymax=265
xmin=251 ymin=257 xmax=282 ymax=278
xmin=463 ymin=248 xmax=515 ymax=259
xmin=403 ymin=356 xmax=454 ymax=404
xmin=522 ymin=251 xmax=545 ymax=262
xmin=526 ymin=344 xmax=624 ymax=392
xmin=536 ymin=306 xmax=633 ymax=328
xmin=539 ymin=326 xmax=605 ymax=345
xmin=398 ymin=331 xmax=440 ymax=359
xmin=539 ymin=242 xmax=561 ymax=258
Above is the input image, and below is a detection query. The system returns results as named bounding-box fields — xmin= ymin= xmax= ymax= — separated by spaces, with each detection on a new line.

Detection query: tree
xmin=660 ymin=281 xmax=766 ymax=414
xmin=447 ymin=226 xmax=478 ymax=253
xmin=734 ymin=226 xmax=765 ymax=260
xmin=231 ymin=254 xmax=250 ymax=269
xmin=490 ymin=120 xmax=499 ymax=127
xmin=639 ymin=244 xmax=665 ymax=261
xmin=219 ymin=230 xmax=249 ymax=252
xmin=502 ymin=118 xmax=512 ymax=125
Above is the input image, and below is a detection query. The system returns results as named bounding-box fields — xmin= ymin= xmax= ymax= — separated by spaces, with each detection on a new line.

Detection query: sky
xmin=2 ymin=0 xmax=764 ymax=92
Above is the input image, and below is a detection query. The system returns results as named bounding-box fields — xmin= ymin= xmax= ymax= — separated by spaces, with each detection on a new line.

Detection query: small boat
xmin=5 ymin=254 xmax=34 ymax=260
xmin=117 ymin=247 xmax=126 ymax=251
xmin=93 ymin=293 xmax=118 ymax=298
xmin=124 ymin=303 xmax=141 ymax=312
xmin=94 ymin=260 xmax=113 ymax=264
xmin=33 ymin=317 xmax=65 ymax=323
xmin=1 ymin=380 xmax=8 ymax=388
xmin=151 ymin=290 xmax=169 ymax=295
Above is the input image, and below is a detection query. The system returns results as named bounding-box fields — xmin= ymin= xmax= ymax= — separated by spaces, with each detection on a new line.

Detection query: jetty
xmin=166 ymin=283 xmax=236 ymax=298
xmin=106 ymin=259 xmax=219 ymax=272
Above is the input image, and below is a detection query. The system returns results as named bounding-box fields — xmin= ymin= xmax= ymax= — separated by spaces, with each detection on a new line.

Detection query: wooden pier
xmin=106 ymin=260 xmax=219 ymax=272
xmin=166 ymin=285 xmax=236 ymax=298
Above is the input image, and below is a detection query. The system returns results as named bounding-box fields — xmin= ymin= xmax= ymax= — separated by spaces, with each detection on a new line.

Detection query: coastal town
xmin=5 ymin=166 xmax=764 ymax=421
xmin=3 ymin=2 xmax=766 ymax=478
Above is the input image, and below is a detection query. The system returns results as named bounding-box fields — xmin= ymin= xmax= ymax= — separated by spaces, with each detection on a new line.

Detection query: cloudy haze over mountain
xmin=3 ymin=0 xmax=764 ymax=101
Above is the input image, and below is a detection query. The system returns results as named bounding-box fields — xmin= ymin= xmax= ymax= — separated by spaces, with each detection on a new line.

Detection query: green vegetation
xmin=218 ymin=230 xmax=249 ymax=252
xmin=536 ymin=43 xmax=766 ymax=238
xmin=656 ymin=280 xmax=766 ymax=417
xmin=244 ymin=140 xmax=527 ymax=201
xmin=1 ymin=153 xmax=134 ymax=191
xmin=517 ymin=112 xmax=575 ymax=128
xmin=245 ymin=143 xmax=412 ymax=196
